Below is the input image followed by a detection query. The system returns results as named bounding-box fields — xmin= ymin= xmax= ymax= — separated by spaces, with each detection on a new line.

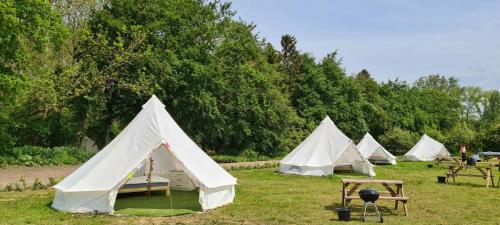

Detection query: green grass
xmin=0 ymin=162 xmax=499 ymax=224
xmin=114 ymin=190 xmax=200 ymax=217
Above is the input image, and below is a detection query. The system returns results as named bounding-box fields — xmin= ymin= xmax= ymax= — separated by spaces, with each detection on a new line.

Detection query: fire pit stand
xmin=359 ymin=188 xmax=383 ymax=223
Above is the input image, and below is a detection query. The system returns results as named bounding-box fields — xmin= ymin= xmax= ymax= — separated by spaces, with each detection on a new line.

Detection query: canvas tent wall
xmin=357 ymin=133 xmax=396 ymax=165
xmin=279 ymin=116 xmax=375 ymax=177
xmin=404 ymin=134 xmax=451 ymax=161
xmin=52 ymin=95 xmax=237 ymax=213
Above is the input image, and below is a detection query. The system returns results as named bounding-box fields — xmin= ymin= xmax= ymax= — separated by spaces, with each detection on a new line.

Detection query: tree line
xmin=1 ymin=0 xmax=498 ymax=158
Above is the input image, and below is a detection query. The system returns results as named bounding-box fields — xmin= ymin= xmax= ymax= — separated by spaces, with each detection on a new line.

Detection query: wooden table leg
xmin=342 ymin=183 xmax=346 ymax=207
xmin=401 ymin=186 xmax=408 ymax=216
xmin=487 ymin=170 xmax=490 ymax=188
xmin=395 ymin=185 xmax=400 ymax=210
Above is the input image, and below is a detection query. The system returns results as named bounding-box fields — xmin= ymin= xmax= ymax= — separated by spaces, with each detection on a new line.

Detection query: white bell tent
xmin=52 ymin=95 xmax=237 ymax=213
xmin=404 ymin=134 xmax=451 ymax=161
xmin=357 ymin=133 xmax=396 ymax=165
xmin=279 ymin=116 xmax=375 ymax=177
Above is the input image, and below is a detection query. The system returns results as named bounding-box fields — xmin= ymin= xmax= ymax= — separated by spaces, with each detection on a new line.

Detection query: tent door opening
xmin=114 ymin=145 xmax=200 ymax=215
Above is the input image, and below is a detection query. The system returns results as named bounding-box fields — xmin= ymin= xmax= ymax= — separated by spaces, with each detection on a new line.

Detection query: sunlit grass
xmin=0 ymin=162 xmax=499 ymax=224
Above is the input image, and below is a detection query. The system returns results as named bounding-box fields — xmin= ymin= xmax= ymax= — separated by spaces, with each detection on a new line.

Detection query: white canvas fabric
xmin=279 ymin=116 xmax=375 ymax=177
xmin=404 ymin=134 xmax=451 ymax=161
xmin=52 ymin=95 xmax=237 ymax=213
xmin=357 ymin=133 xmax=396 ymax=165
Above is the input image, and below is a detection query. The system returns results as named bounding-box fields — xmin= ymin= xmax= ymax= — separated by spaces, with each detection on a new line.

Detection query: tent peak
xmin=322 ymin=116 xmax=333 ymax=123
xmin=142 ymin=95 xmax=165 ymax=109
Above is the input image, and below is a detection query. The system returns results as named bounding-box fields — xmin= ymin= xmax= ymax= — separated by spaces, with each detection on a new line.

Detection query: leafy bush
xmin=31 ymin=178 xmax=46 ymax=190
xmin=2 ymin=177 xmax=57 ymax=192
xmin=379 ymin=127 xmax=419 ymax=155
xmin=48 ymin=177 xmax=58 ymax=187
xmin=444 ymin=124 xmax=477 ymax=154
xmin=241 ymin=149 xmax=259 ymax=162
xmin=479 ymin=124 xmax=500 ymax=152
xmin=212 ymin=155 xmax=239 ymax=163
xmin=212 ymin=152 xmax=277 ymax=163
xmin=0 ymin=146 xmax=96 ymax=166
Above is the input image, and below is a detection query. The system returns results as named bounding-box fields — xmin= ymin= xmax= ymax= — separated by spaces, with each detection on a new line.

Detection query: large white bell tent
xmin=357 ymin=133 xmax=397 ymax=165
xmin=279 ymin=116 xmax=375 ymax=177
xmin=52 ymin=95 xmax=237 ymax=213
xmin=404 ymin=134 xmax=451 ymax=161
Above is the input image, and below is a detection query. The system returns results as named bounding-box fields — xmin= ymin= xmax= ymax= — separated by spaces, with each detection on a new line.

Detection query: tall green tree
xmin=279 ymin=34 xmax=301 ymax=91
xmin=0 ymin=0 xmax=68 ymax=150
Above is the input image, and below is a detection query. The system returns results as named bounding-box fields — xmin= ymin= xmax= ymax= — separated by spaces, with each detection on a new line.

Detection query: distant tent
xmin=404 ymin=134 xmax=451 ymax=161
xmin=357 ymin=133 xmax=396 ymax=165
xmin=52 ymin=95 xmax=237 ymax=213
xmin=279 ymin=116 xmax=375 ymax=176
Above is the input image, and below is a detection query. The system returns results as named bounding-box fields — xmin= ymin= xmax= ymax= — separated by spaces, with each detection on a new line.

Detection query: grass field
xmin=0 ymin=162 xmax=499 ymax=224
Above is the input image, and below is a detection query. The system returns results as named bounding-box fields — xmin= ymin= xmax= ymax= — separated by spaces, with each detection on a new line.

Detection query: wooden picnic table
xmin=341 ymin=178 xmax=409 ymax=216
xmin=446 ymin=163 xmax=496 ymax=188
xmin=435 ymin=157 xmax=461 ymax=167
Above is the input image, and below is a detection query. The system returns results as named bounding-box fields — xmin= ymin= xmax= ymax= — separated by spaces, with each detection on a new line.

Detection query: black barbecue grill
xmin=359 ymin=188 xmax=383 ymax=223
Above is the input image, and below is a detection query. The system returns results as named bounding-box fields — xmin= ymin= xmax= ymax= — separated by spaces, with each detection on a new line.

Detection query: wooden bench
xmin=334 ymin=165 xmax=353 ymax=172
xmin=345 ymin=196 xmax=409 ymax=201
xmin=341 ymin=178 xmax=409 ymax=216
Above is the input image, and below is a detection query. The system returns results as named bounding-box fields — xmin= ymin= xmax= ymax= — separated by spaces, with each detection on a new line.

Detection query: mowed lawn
xmin=1 ymin=162 xmax=499 ymax=225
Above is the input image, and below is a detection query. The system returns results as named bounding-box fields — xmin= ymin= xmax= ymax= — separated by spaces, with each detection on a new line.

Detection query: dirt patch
xmin=0 ymin=161 xmax=279 ymax=187
xmin=0 ymin=165 xmax=80 ymax=187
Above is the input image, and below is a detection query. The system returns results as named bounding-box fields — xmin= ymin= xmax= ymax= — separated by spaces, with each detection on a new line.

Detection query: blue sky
xmin=225 ymin=0 xmax=500 ymax=90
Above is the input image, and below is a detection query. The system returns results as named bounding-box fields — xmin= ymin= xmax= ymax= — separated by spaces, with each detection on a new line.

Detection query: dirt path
xmin=0 ymin=161 xmax=279 ymax=187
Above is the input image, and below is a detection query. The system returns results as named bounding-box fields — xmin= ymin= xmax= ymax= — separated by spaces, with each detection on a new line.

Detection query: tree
xmin=461 ymin=86 xmax=483 ymax=123
xmin=481 ymin=90 xmax=500 ymax=126
xmin=67 ymin=0 xmax=301 ymax=156
xmin=354 ymin=69 xmax=389 ymax=137
xmin=379 ymin=127 xmax=419 ymax=155
xmin=291 ymin=51 xmax=368 ymax=139
xmin=279 ymin=34 xmax=301 ymax=90
xmin=0 ymin=0 xmax=68 ymax=150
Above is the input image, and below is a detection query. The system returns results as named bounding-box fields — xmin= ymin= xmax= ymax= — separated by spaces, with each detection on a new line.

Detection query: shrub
xmin=212 ymin=155 xmax=239 ymax=163
xmin=444 ymin=124 xmax=476 ymax=154
xmin=19 ymin=177 xmax=28 ymax=190
xmin=48 ymin=177 xmax=58 ymax=187
xmin=0 ymin=146 xmax=96 ymax=166
xmin=32 ymin=178 xmax=46 ymax=190
xmin=480 ymin=124 xmax=500 ymax=151
xmin=241 ymin=149 xmax=258 ymax=162
xmin=3 ymin=184 xmax=14 ymax=192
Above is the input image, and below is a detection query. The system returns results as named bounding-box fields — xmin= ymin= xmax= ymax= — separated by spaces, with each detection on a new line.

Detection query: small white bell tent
xmin=279 ymin=116 xmax=375 ymax=176
xmin=357 ymin=133 xmax=397 ymax=165
xmin=404 ymin=134 xmax=450 ymax=161
xmin=52 ymin=95 xmax=237 ymax=213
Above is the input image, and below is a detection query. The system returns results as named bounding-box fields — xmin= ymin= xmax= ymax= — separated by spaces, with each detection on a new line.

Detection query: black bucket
xmin=437 ymin=176 xmax=446 ymax=183
xmin=336 ymin=207 xmax=351 ymax=221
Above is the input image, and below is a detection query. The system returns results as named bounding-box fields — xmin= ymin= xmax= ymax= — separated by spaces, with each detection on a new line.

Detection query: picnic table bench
xmin=341 ymin=178 xmax=409 ymax=216
xmin=435 ymin=157 xmax=461 ymax=167
xmin=446 ymin=163 xmax=496 ymax=188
